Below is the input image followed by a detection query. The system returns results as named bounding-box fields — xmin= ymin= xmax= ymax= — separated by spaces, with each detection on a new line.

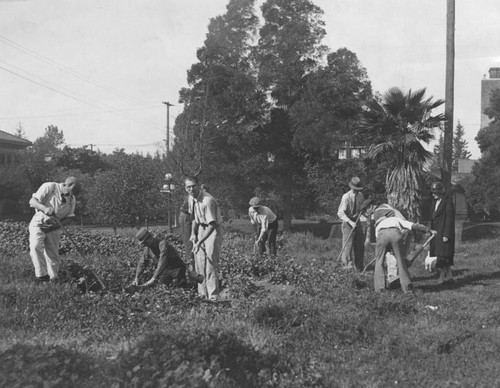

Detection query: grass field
xmin=1 ymin=219 xmax=500 ymax=387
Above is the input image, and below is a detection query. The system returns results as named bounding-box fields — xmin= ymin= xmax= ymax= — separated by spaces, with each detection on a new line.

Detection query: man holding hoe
xmin=28 ymin=176 xmax=81 ymax=283
xmin=337 ymin=177 xmax=368 ymax=270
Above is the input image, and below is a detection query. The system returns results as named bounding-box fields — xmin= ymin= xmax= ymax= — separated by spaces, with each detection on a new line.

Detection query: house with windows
xmin=0 ymin=130 xmax=32 ymax=166
xmin=337 ymin=142 xmax=367 ymax=159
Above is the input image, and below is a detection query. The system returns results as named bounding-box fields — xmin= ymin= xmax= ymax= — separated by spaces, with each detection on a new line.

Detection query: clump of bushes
xmin=114 ymin=328 xmax=282 ymax=387
xmin=0 ymin=344 xmax=97 ymax=388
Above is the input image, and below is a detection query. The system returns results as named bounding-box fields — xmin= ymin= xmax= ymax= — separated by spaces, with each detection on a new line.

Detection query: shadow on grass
xmin=416 ymin=270 xmax=500 ymax=292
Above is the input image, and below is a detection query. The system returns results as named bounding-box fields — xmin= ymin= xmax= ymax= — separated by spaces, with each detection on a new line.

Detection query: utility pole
xmin=442 ymin=0 xmax=455 ymax=190
xmin=162 ymin=101 xmax=173 ymax=159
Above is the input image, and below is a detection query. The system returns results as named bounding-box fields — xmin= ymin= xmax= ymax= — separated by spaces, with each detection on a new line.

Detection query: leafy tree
xmin=14 ymin=122 xmax=27 ymax=139
xmin=20 ymin=125 xmax=65 ymax=190
xmin=87 ymin=154 xmax=165 ymax=232
xmin=171 ymin=0 xmax=267 ymax=213
xmin=452 ymin=121 xmax=472 ymax=171
xmin=55 ymin=146 xmax=109 ymax=176
xmin=290 ymin=48 xmax=372 ymax=155
xmin=432 ymin=121 xmax=471 ymax=173
xmin=254 ymin=0 xmax=328 ymax=229
xmin=358 ymin=87 xmax=445 ymax=221
xmin=465 ymin=90 xmax=500 ymax=218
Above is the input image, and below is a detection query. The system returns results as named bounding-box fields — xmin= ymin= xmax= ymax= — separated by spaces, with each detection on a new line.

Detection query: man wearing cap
xmin=372 ymin=203 xmax=431 ymax=294
xmin=337 ymin=177 xmax=368 ymax=270
xmin=132 ymin=227 xmax=187 ymax=287
xmin=28 ymin=176 xmax=81 ymax=282
xmin=248 ymin=197 xmax=278 ymax=256
xmin=185 ymin=176 xmax=223 ymax=301
xmin=429 ymin=181 xmax=455 ymax=284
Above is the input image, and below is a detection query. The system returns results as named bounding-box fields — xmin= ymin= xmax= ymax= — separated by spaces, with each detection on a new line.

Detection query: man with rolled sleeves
xmin=28 ymin=176 xmax=80 ymax=282
xmin=248 ymin=197 xmax=278 ymax=256
xmin=372 ymin=203 xmax=432 ymax=294
xmin=185 ymin=176 xmax=223 ymax=301
xmin=132 ymin=227 xmax=187 ymax=287
xmin=337 ymin=177 xmax=367 ymax=270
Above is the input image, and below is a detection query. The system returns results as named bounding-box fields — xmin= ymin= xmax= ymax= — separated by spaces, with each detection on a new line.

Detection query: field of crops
xmin=1 ymin=220 xmax=500 ymax=387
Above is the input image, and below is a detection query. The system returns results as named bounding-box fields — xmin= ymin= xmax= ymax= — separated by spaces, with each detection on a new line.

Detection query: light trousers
xmin=374 ymin=228 xmax=412 ymax=293
xmin=29 ymin=225 xmax=62 ymax=279
xmin=341 ymin=221 xmax=366 ymax=270
xmin=195 ymin=225 xmax=223 ymax=301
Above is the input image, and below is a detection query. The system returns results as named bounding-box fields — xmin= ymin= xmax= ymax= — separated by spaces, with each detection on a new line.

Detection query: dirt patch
xmin=253 ymin=279 xmax=295 ymax=300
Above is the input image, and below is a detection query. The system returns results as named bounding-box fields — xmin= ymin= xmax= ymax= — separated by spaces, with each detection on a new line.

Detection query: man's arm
xmin=133 ymin=248 xmax=150 ymax=286
xmin=145 ymin=241 xmax=169 ymax=285
xmin=29 ymin=196 xmax=55 ymax=216
xmin=256 ymin=215 xmax=268 ymax=242
xmin=337 ymin=193 xmax=355 ymax=227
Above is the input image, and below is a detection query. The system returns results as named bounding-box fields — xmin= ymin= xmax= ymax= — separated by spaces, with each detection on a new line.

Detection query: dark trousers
xmin=256 ymin=219 xmax=278 ymax=256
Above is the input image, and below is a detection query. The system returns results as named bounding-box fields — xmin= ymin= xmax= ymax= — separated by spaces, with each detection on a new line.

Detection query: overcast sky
xmin=1 ymin=0 xmax=499 ymax=158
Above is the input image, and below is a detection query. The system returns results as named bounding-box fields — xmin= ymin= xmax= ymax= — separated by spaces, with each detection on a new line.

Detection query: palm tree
xmin=359 ymin=87 xmax=445 ymax=221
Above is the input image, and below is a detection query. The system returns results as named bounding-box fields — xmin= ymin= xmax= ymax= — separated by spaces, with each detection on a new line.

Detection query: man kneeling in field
xmin=132 ymin=228 xmax=187 ymax=287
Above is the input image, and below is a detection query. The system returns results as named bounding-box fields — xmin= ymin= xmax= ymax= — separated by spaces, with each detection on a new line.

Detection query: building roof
xmin=0 ymin=130 xmax=32 ymax=149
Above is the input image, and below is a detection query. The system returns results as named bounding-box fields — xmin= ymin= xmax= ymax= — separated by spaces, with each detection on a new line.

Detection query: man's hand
xmin=131 ymin=278 xmax=139 ymax=287
xmin=45 ymin=207 xmax=55 ymax=216
xmin=40 ymin=219 xmax=60 ymax=233
xmin=443 ymin=237 xmax=449 ymax=242
xmin=192 ymin=241 xmax=201 ymax=254
xmin=348 ymin=220 xmax=357 ymax=228
xmin=189 ymin=234 xmax=197 ymax=243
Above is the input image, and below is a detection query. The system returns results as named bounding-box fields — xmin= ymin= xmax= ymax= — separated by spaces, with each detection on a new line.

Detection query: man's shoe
xmin=35 ymin=275 xmax=50 ymax=283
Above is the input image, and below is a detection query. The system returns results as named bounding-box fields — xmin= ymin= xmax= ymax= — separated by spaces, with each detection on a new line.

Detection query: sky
xmin=1 ymin=0 xmax=499 ymax=159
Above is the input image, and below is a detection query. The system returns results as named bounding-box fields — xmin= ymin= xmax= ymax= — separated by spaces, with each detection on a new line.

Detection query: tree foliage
xmin=20 ymin=125 xmax=65 ymax=190
xmin=433 ymin=120 xmax=471 ymax=173
xmin=87 ymin=153 xmax=166 ymax=231
xmin=358 ymin=87 xmax=445 ymax=220
xmin=465 ymin=91 xmax=500 ymax=218
xmin=290 ymin=48 xmax=372 ymax=155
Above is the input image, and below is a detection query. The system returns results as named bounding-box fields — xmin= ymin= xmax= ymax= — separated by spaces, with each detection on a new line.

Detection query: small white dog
xmin=424 ymin=252 xmax=437 ymax=272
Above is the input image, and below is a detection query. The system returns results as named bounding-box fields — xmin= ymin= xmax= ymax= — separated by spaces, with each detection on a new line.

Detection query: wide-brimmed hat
xmin=136 ymin=227 xmax=152 ymax=243
xmin=430 ymin=181 xmax=445 ymax=194
xmin=348 ymin=177 xmax=363 ymax=191
xmin=249 ymin=197 xmax=261 ymax=207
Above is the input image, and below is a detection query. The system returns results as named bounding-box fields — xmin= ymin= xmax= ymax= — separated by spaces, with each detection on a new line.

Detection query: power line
xmin=0 ymin=33 xmax=150 ymax=106
xmin=0 ymin=104 xmax=160 ymax=120
xmin=0 ymin=61 xmax=165 ymax=131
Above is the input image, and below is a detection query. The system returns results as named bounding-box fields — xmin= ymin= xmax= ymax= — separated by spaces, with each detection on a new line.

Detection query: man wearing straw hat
xmin=337 ymin=177 xmax=367 ymax=270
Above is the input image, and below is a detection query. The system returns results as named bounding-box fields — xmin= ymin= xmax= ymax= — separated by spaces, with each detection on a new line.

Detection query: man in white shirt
xmin=248 ymin=197 xmax=278 ymax=256
xmin=28 ymin=177 xmax=80 ymax=282
xmin=185 ymin=176 xmax=223 ymax=301
xmin=372 ymin=203 xmax=431 ymax=294
xmin=337 ymin=177 xmax=367 ymax=270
